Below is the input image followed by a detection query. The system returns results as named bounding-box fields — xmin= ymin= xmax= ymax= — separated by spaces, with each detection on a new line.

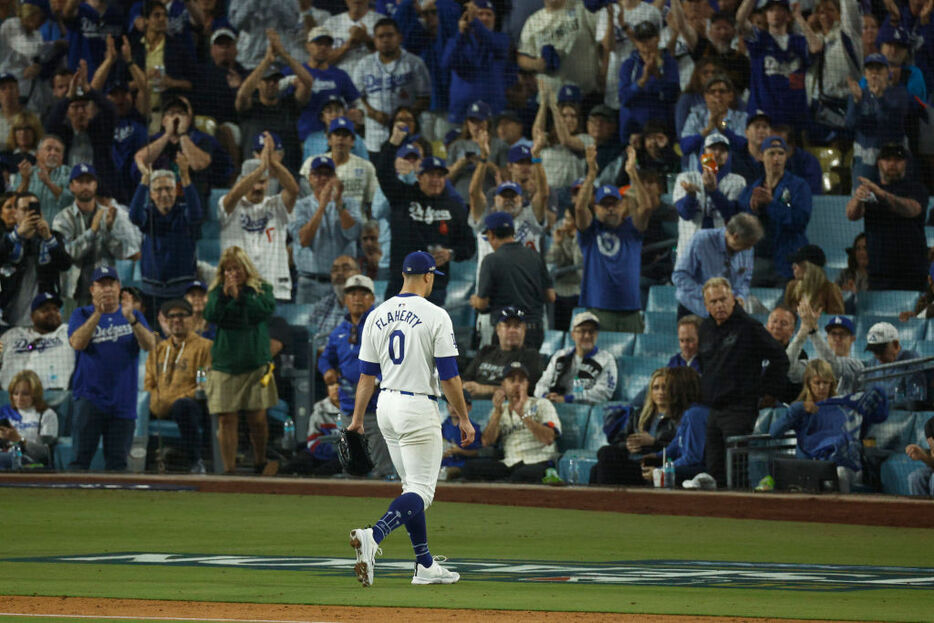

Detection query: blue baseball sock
xmin=404 ymin=511 xmax=433 ymax=568
xmin=371 ymin=492 xmax=424 ymax=544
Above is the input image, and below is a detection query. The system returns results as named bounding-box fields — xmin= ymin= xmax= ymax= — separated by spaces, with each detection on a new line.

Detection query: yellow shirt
xmin=145 ymin=36 xmax=166 ymax=110
xmin=144 ymin=334 xmax=213 ymax=418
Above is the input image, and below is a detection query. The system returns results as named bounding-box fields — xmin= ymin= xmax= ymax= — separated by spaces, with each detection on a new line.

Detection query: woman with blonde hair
xmin=203 ymin=246 xmax=278 ymax=475
xmin=590 ymin=368 xmax=679 ymax=485
xmin=0 ymin=369 xmax=58 ymax=467
xmin=769 ymin=358 xmax=888 ymax=493
xmin=784 ymin=244 xmax=845 ymax=315
xmin=6 ymin=111 xmax=43 ymax=154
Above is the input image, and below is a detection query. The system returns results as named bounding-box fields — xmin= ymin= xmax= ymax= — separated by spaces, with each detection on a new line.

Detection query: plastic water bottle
xmin=282 ymin=417 xmax=295 ymax=451
xmin=11 ymin=443 xmax=22 ymax=471
xmin=195 ymin=367 xmax=207 ymax=400
xmin=572 ymin=377 xmax=583 ymax=402
xmin=48 ymin=363 xmax=58 ymax=390
xmin=664 ymin=459 xmax=675 ymax=489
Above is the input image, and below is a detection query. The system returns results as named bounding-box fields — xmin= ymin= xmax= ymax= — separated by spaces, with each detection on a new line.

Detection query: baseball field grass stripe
xmin=3 ymin=489 xmax=931 ymax=622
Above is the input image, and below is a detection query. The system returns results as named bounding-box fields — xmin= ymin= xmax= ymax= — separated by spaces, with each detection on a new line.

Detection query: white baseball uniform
xmin=358 ymin=292 xmax=459 ymax=507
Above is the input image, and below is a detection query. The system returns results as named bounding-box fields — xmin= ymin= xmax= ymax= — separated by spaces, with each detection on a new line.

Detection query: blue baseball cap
xmin=69 ymin=163 xmax=97 ymax=182
xmin=571 ymin=177 xmax=585 ymax=190
xmin=473 ymin=0 xmax=493 ymax=9
xmin=825 ymin=315 xmax=855 ymax=335
xmin=508 ymin=144 xmax=532 ymax=163
xmin=495 ymin=181 xmax=522 ymax=197
xmin=879 ymin=25 xmax=910 ymax=47
xmin=443 ymin=128 xmax=461 ymax=146
xmin=31 ymin=292 xmax=62 ymax=313
xmin=91 ymin=266 xmax=119 ymax=283
xmin=760 ymin=135 xmax=788 ymax=153
xmin=328 ymin=116 xmax=355 ymax=134
xmin=497 ymin=305 xmax=527 ymax=324
xmin=22 ymin=0 xmax=50 ymax=14
xmin=502 ymin=361 xmax=530 ymax=380
xmin=310 ymin=155 xmax=336 ymax=171
xmin=761 ymin=0 xmax=791 ymax=10
xmin=557 ymin=84 xmax=581 ymax=103
xmin=0 ymin=73 xmax=17 ymax=85
xmin=252 ymin=131 xmax=283 ymax=152
xmin=418 ymin=156 xmax=448 ymax=174
xmin=466 ymin=100 xmax=491 ymax=121
xmin=186 ymin=280 xmax=208 ymax=293
xmin=319 ymin=94 xmax=347 ymax=113
xmin=483 ymin=211 xmax=515 ymax=233
xmin=403 ymin=250 xmax=445 ymax=276
xmin=595 ymin=185 xmax=622 ymax=203
xmin=864 ymin=53 xmax=890 ymax=67
xmin=396 ymin=144 xmax=421 ymax=159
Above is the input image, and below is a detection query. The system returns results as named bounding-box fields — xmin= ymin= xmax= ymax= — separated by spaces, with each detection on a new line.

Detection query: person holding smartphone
xmin=0 ymin=192 xmax=71 ymax=326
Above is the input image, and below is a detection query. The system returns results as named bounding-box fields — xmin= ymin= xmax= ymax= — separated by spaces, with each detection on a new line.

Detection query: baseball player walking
xmin=349 ymin=250 xmax=475 ymax=587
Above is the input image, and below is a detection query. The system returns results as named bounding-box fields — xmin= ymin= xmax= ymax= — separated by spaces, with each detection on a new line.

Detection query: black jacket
xmin=376 ymin=141 xmax=476 ymax=291
xmin=698 ymin=304 xmax=789 ymax=412
xmin=47 ymin=89 xmax=118 ymax=201
xmin=0 ymin=226 xmax=72 ymax=313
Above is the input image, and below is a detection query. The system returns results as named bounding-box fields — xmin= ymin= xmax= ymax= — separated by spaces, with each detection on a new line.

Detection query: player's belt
xmin=387 ymin=389 xmax=438 ymax=402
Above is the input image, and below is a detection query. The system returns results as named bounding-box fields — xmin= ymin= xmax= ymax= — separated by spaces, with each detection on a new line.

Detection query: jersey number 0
xmin=388 ymin=329 xmax=405 ymax=364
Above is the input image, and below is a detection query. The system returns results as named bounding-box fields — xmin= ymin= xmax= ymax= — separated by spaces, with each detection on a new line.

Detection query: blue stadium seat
xmin=0 ymin=390 xmax=8 ymax=408
xmin=554 ymin=403 xmax=592 ymax=452
xmin=913 ymin=341 xmax=934 ymax=357
xmin=856 ymin=315 xmax=926 ymax=343
xmin=748 ymin=287 xmax=784 ymax=310
xmin=277 ymin=303 xmax=314 ymax=327
xmin=470 ymin=400 xmax=493 ymax=429
xmin=866 ymin=410 xmax=918 ymax=451
xmin=927 ymin=226 xmax=934 ymax=249
xmin=446 ymin=280 xmax=474 ymax=302
xmin=197 ymin=237 xmax=221 ymax=264
xmin=208 ymin=188 xmax=228 ymax=220
xmin=805 ymin=196 xmax=864 ymax=269
xmin=617 ymin=355 xmax=667 ymax=402
xmin=540 ymin=329 xmax=566 ymax=356
xmin=445 ymin=281 xmax=475 ymax=328
xmin=633 ymin=333 xmax=678 ymax=357
xmin=854 ymin=291 xmax=920 ymax=316
xmin=880 ymin=454 xmax=920 ymax=495
xmin=557 ymin=448 xmax=598 ymax=484
xmin=448 ymin=260 xmax=477 ymax=283
xmin=200 ymin=220 xmax=220 ymax=239
xmin=138 ymin=352 xmax=147 ymax=391
xmin=644 ymin=311 xmax=678 ymax=336
xmin=646 ymin=285 xmax=678 ymax=312
xmin=373 ymin=280 xmax=390 ymax=301
xmin=596 ymin=331 xmax=635 ymax=357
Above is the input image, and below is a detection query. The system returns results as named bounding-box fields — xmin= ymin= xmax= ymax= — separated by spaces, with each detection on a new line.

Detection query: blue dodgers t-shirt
xmin=68 ymin=306 xmax=150 ymax=419
xmin=66 ymin=2 xmax=126 ymax=75
xmin=578 ymin=217 xmax=642 ymax=311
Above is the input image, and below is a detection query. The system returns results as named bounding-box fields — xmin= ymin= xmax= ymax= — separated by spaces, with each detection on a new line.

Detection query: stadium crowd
xmin=1 ymin=0 xmax=934 ymax=495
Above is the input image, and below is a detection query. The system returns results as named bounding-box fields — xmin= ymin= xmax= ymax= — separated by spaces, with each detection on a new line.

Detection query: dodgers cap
xmin=403 ymin=250 xmax=445 ymax=276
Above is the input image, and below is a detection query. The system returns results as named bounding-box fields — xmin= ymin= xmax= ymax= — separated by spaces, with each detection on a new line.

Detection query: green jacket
xmin=203 ymin=282 xmax=275 ymax=374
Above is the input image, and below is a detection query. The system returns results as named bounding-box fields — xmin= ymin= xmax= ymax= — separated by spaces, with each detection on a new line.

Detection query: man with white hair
xmin=219 ymin=132 xmax=299 ymax=301
xmin=10 ymin=135 xmax=73 ymax=223
xmin=672 ymin=212 xmax=763 ymax=318
xmin=128 ymin=153 xmax=202 ymax=313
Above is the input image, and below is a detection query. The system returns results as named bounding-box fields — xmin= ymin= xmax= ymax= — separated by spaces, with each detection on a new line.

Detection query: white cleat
xmin=349 ymin=528 xmax=381 ymax=587
xmin=411 ymin=557 xmax=460 ymax=585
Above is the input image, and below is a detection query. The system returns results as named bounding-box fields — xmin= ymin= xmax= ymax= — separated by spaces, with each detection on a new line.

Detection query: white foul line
xmin=0 ymin=613 xmax=337 ymax=623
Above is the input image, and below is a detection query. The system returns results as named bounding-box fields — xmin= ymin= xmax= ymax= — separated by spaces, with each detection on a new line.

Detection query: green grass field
xmin=1 ymin=488 xmax=932 ymax=622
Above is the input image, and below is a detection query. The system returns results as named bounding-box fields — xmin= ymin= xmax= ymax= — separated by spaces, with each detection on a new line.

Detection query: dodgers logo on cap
xmin=91 ymin=265 xmax=119 ymax=282
xmin=70 ymin=163 xmax=97 ymax=182
xmin=595 ymin=185 xmax=622 ymax=203
xmin=311 ymin=155 xmax=336 ymax=171
xmin=328 ymin=116 xmax=355 ymax=134
xmin=483 ymin=211 xmax=515 ymax=232
xmin=495 ymin=181 xmax=522 ymax=196
xmin=824 ymin=315 xmax=855 ymax=335
xmin=508 ymin=144 xmax=532 ymax=163
xmin=467 ymin=101 xmax=491 ymax=120
xmin=418 ymin=157 xmax=448 ymax=174
xmin=402 ymin=251 xmax=445 ymax=276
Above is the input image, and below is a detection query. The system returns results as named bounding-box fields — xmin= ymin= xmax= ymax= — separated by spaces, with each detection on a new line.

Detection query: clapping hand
xmin=750 ymin=185 xmax=772 ymax=211
xmin=223 ymin=271 xmax=240 ymax=299
xmin=121 ymin=290 xmax=136 ymax=322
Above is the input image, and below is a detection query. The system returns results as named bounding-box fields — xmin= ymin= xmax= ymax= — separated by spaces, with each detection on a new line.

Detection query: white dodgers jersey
xmin=358 ymin=293 xmax=458 ymax=397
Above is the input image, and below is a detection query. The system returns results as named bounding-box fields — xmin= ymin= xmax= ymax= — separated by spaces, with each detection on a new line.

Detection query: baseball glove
xmin=338 ymin=428 xmax=374 ymax=476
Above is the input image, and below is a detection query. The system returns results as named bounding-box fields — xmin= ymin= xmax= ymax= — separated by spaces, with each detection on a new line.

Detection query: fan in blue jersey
xmin=735 ymin=0 xmax=822 ymax=134
xmin=770 ymin=359 xmax=889 ymax=493
xmin=737 ymin=135 xmax=812 ymax=285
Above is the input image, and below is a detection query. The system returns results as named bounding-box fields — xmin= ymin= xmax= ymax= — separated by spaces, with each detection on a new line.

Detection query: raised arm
xmin=236 ymin=45 xmax=276 ymax=113
xmin=735 ymin=0 xmax=757 ymax=37
xmin=222 ymin=158 xmax=267 ymax=214
xmin=624 ymin=145 xmax=653 ymax=231
xmin=793 ymin=4 xmax=824 ymax=54
xmin=575 ymin=145 xmax=598 ymax=231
